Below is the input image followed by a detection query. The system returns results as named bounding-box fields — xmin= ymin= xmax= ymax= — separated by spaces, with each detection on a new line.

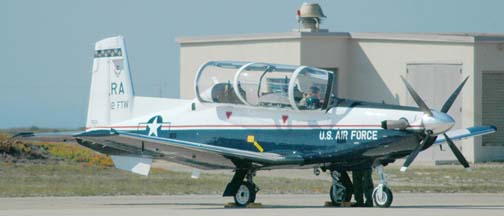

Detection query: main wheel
xmin=372 ymin=185 xmax=393 ymax=208
xmin=234 ymin=182 xmax=256 ymax=207
xmin=329 ymin=184 xmax=346 ymax=206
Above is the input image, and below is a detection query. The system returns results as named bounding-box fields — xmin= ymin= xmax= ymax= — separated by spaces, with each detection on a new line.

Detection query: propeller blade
xmin=443 ymin=133 xmax=470 ymax=169
xmin=400 ymin=138 xmax=428 ymax=172
xmin=400 ymin=76 xmax=433 ymax=116
xmin=421 ymin=135 xmax=438 ymax=151
xmin=441 ymin=76 xmax=469 ymax=113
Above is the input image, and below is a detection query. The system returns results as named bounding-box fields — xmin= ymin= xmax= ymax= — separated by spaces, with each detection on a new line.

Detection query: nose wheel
xmin=373 ymin=164 xmax=393 ymax=208
xmin=372 ymin=184 xmax=393 ymax=208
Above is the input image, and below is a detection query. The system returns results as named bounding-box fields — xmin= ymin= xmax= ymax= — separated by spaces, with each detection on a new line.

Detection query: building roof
xmin=176 ymin=32 xmax=504 ymax=45
xmin=176 ymin=32 xmax=349 ymax=44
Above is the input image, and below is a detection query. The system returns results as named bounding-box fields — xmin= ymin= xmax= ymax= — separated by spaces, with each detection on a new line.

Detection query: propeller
xmin=443 ymin=134 xmax=470 ymax=169
xmin=399 ymin=76 xmax=470 ymax=172
xmin=400 ymin=76 xmax=433 ymax=116
xmin=400 ymin=138 xmax=427 ymax=172
xmin=441 ymin=76 xmax=469 ymax=113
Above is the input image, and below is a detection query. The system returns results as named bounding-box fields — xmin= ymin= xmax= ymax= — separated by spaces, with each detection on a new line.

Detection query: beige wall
xmin=474 ymin=43 xmax=504 ymax=162
xmin=177 ymin=34 xmax=504 ymax=163
xmin=179 ymin=40 xmax=301 ymax=99
xmin=300 ymin=37 xmax=350 ymax=97
xmin=348 ymin=39 xmax=476 ymax=162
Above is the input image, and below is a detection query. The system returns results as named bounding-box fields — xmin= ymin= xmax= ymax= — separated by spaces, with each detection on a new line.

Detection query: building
xmin=175 ymin=5 xmax=504 ymax=164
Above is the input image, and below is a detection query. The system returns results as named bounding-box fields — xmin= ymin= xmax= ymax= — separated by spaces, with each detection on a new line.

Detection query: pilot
xmin=352 ymin=167 xmax=374 ymax=207
xmin=304 ymin=86 xmax=322 ymax=109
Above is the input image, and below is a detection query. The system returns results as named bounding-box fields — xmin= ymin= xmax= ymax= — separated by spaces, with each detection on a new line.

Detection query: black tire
xmin=250 ymin=183 xmax=257 ymax=203
xmin=329 ymin=184 xmax=346 ymax=206
xmin=233 ymin=182 xmax=256 ymax=207
xmin=372 ymin=186 xmax=393 ymax=208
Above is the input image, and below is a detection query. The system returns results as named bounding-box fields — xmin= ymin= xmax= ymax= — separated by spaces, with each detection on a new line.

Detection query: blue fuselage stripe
xmin=122 ymin=128 xmax=412 ymax=154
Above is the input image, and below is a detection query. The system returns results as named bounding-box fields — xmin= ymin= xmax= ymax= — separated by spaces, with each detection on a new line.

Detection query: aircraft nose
xmin=422 ymin=110 xmax=455 ymax=135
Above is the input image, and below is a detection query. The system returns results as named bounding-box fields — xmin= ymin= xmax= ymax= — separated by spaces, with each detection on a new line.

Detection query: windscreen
xmin=292 ymin=67 xmax=330 ymax=110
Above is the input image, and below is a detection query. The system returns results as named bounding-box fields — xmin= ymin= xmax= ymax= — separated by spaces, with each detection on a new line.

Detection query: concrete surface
xmin=1 ymin=193 xmax=503 ymax=216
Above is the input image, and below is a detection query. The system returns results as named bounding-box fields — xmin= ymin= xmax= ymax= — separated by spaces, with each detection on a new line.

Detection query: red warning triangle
xmin=226 ymin=111 xmax=232 ymax=119
xmin=282 ymin=115 xmax=288 ymax=124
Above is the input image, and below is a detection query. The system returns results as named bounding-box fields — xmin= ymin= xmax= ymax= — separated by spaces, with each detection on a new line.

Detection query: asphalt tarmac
xmin=1 ymin=193 xmax=503 ymax=216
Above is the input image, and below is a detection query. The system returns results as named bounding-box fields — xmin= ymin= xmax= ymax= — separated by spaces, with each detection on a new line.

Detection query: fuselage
xmin=86 ymin=98 xmax=440 ymax=169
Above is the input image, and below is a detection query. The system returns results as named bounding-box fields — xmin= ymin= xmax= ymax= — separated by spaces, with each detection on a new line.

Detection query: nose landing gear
xmin=372 ymin=165 xmax=393 ymax=208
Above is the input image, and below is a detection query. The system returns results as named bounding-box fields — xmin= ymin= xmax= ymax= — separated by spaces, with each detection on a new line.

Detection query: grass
xmin=383 ymin=164 xmax=504 ymax=193
xmin=2 ymin=162 xmax=503 ymax=197
xmin=0 ymin=163 xmax=330 ymax=197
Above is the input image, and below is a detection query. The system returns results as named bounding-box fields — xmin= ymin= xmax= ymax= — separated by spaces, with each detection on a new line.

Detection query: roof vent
xmin=296 ymin=3 xmax=328 ymax=32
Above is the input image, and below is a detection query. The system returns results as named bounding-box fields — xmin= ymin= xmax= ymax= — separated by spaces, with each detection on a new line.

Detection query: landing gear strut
xmin=223 ymin=169 xmax=259 ymax=207
xmin=372 ymin=165 xmax=393 ymax=208
xmin=329 ymin=170 xmax=348 ymax=206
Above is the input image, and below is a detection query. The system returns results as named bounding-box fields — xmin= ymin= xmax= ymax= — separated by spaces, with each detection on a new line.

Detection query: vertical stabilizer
xmin=86 ymin=36 xmax=134 ymax=128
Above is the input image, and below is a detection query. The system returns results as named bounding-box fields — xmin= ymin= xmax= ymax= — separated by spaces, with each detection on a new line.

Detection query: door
xmin=482 ymin=71 xmax=504 ymax=146
xmin=406 ymin=63 xmax=463 ymax=162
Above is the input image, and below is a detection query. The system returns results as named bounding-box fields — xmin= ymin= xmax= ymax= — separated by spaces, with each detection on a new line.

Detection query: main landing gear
xmin=329 ymin=170 xmax=349 ymax=206
xmin=223 ymin=169 xmax=259 ymax=207
xmin=223 ymin=166 xmax=393 ymax=207
xmin=372 ymin=165 xmax=393 ymax=208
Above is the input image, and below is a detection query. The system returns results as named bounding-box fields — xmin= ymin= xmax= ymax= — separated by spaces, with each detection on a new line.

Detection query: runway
xmin=0 ymin=193 xmax=503 ymax=216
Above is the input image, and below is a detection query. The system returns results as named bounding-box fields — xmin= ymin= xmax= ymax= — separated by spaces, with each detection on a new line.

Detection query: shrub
xmin=38 ymin=142 xmax=113 ymax=168
xmin=0 ymin=133 xmax=113 ymax=168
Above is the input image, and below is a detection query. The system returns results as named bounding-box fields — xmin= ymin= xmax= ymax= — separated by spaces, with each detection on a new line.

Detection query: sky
xmin=1 ymin=0 xmax=504 ymax=129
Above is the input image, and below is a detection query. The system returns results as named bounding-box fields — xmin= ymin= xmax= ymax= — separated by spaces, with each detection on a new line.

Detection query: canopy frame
xmin=194 ymin=61 xmax=333 ymax=111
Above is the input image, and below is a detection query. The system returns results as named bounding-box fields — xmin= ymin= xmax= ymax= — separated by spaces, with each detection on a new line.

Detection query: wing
xmin=74 ymin=129 xmax=304 ymax=170
xmin=14 ymin=129 xmax=304 ymax=175
xmin=434 ymin=125 xmax=497 ymax=144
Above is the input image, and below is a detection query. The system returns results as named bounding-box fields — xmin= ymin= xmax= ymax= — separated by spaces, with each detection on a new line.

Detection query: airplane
xmin=16 ymin=36 xmax=496 ymax=208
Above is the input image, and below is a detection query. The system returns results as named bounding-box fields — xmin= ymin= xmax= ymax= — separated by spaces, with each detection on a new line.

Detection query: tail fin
xmin=86 ymin=36 xmax=134 ymax=128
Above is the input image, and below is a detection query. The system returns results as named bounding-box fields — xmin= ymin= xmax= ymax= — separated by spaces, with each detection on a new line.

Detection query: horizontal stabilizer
xmin=434 ymin=126 xmax=497 ymax=144
xmin=110 ymin=155 xmax=152 ymax=176
xmin=12 ymin=131 xmax=81 ymax=143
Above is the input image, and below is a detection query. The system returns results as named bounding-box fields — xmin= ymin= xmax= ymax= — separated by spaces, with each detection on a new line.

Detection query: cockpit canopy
xmin=195 ymin=61 xmax=334 ymax=111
